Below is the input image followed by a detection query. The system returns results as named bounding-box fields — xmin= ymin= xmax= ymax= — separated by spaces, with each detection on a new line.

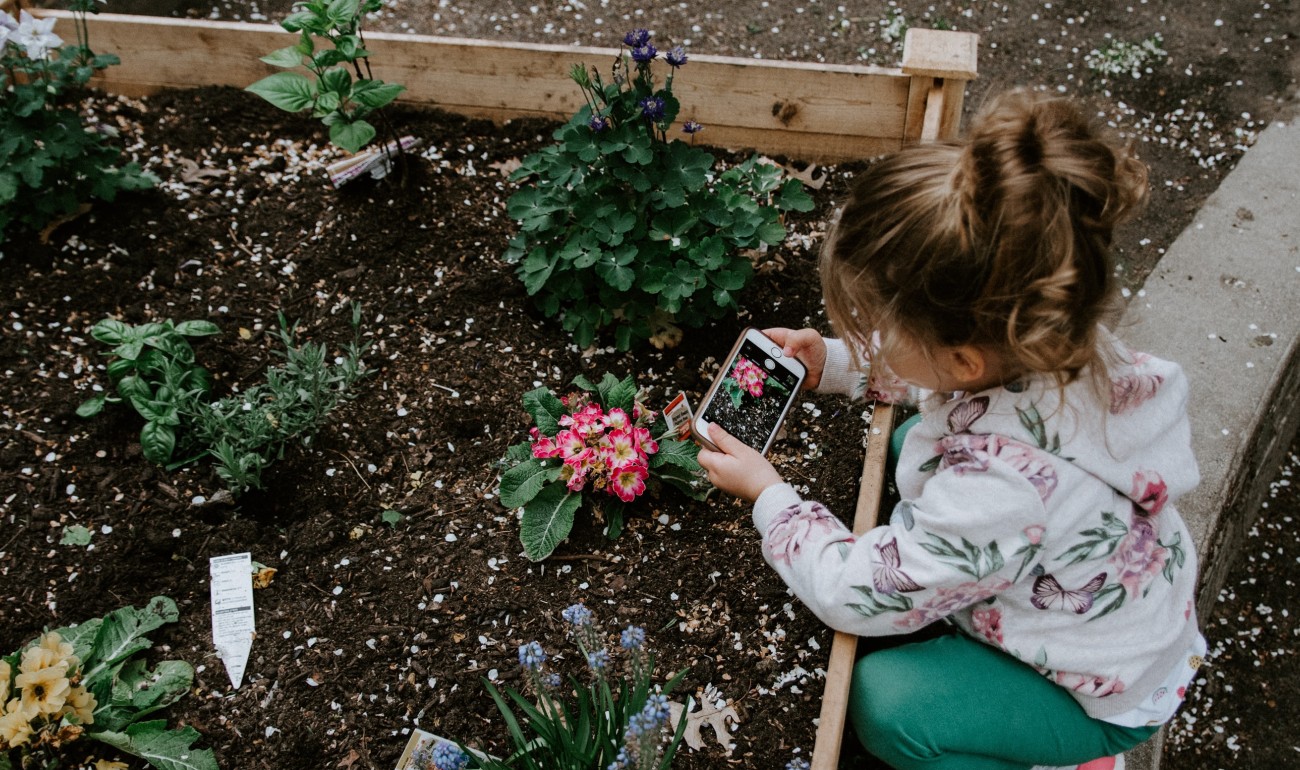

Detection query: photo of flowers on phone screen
xmin=701 ymin=339 xmax=799 ymax=450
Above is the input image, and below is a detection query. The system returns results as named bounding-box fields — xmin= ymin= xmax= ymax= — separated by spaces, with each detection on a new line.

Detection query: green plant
xmin=247 ymin=0 xmax=406 ymax=154
xmin=498 ymin=373 xmax=706 ymax=561
xmin=77 ymin=305 xmax=373 ymax=494
xmin=1085 ymin=34 xmax=1168 ymax=80
xmin=503 ymin=29 xmax=815 ymax=350
xmin=0 ymin=596 xmax=218 ymax=770
xmin=414 ymin=605 xmax=688 ymax=770
xmin=0 ymin=1 xmax=156 ymax=246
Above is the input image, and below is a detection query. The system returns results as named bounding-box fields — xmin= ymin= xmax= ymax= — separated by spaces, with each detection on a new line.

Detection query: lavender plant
xmin=0 ymin=0 xmax=155 ymax=246
xmin=247 ymin=0 xmax=406 ymax=154
xmin=77 ymin=304 xmax=372 ymax=494
xmin=504 ymin=29 xmax=815 ymax=350
xmin=417 ymin=605 xmax=688 ymax=770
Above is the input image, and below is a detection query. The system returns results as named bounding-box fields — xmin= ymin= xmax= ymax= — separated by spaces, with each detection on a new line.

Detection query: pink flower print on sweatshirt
xmin=1053 ymin=670 xmax=1126 ymax=698
xmin=1130 ymin=469 xmax=1169 ymax=514
xmin=766 ymin=503 xmax=843 ymax=567
xmin=937 ymin=434 xmax=1059 ymax=503
xmin=970 ymin=604 xmax=1004 ymax=645
xmin=1109 ymin=511 xmax=1168 ymax=599
xmin=1109 ymin=372 xmax=1164 ymax=415
xmin=893 ymin=578 xmax=1011 ymax=631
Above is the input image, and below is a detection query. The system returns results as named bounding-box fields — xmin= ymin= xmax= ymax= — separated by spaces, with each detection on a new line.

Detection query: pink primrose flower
xmin=561 ymin=451 xmax=594 ymax=492
xmin=1130 ymin=469 xmax=1169 ymax=515
xmin=604 ymin=408 xmax=630 ymax=431
xmin=629 ymin=426 xmax=658 ymax=457
xmin=764 ymin=503 xmax=843 ymax=566
xmin=602 ymin=429 xmax=640 ymax=466
xmin=531 ymin=433 xmax=560 ymax=459
xmin=560 ymin=403 xmax=607 ymax=436
xmin=609 ymin=462 xmax=649 ymax=502
xmin=1108 ymin=512 xmax=1167 ymax=599
xmin=555 ymin=429 xmax=588 ymax=459
xmin=730 ymin=357 xmax=768 ymax=398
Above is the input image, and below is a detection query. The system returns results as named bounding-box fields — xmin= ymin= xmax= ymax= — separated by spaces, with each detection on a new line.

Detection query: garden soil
xmin=4 ymin=1 xmax=1300 ymax=769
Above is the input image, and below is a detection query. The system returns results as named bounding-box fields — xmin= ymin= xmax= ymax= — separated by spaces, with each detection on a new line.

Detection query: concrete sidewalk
xmin=1118 ymin=112 xmax=1300 ymax=769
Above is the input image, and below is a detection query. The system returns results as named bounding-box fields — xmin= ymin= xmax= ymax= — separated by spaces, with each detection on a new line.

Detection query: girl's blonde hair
xmin=821 ymin=89 xmax=1148 ymax=388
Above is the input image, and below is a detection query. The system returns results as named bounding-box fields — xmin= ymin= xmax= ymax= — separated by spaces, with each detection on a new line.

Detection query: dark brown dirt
xmin=4 ymin=1 xmax=1299 ymax=769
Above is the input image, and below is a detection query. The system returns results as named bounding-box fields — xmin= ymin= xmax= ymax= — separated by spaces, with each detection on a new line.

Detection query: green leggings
xmin=848 ymin=633 xmax=1157 ymax=770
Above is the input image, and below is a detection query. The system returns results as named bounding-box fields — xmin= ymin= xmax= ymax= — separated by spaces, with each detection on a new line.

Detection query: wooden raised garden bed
xmin=26 ymin=11 xmax=976 ymax=768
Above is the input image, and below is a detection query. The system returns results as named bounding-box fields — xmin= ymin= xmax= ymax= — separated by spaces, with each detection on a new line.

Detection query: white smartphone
xmin=693 ymin=327 xmax=807 ymax=455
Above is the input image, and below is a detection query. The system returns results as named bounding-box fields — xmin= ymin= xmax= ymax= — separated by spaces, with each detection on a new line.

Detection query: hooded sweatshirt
xmin=752 ymin=328 xmax=1203 ymax=723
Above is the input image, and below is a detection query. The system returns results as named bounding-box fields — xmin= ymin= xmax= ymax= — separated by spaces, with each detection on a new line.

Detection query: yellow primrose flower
xmin=0 ymin=660 xmax=11 ymax=703
xmin=0 ymin=699 xmax=34 ymax=748
xmin=15 ymin=665 xmax=71 ymax=717
xmin=37 ymin=632 xmax=79 ymax=671
xmin=60 ymin=685 xmax=96 ymax=725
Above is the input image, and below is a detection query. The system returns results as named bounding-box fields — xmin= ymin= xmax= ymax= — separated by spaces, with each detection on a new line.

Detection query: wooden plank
xmin=33 ymin=10 xmax=932 ymax=162
xmin=809 ymin=402 xmax=895 ymax=770
xmin=901 ymin=27 xmax=979 ymax=81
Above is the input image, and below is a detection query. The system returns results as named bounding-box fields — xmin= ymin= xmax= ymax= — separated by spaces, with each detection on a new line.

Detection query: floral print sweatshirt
xmin=752 ymin=328 xmax=1204 ymax=723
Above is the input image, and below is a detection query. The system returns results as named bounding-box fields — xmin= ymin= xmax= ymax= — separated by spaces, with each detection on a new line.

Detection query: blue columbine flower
xmin=518 ymin=640 xmax=547 ymax=671
xmin=562 ymin=603 xmax=593 ymax=627
xmin=431 ymin=741 xmax=470 ymax=770
xmin=640 ymin=96 xmax=666 ymax=121
xmin=682 ymin=120 xmax=703 ymax=134
xmin=589 ymin=114 xmax=611 ymax=132
xmin=623 ymin=28 xmax=651 ymax=47
xmin=631 ymin=43 xmax=657 ymax=63
xmin=620 ymin=625 xmax=646 ymax=650
xmin=666 ymin=46 xmax=688 ymax=67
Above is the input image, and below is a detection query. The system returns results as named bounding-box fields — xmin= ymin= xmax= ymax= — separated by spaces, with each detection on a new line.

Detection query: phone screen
xmin=699 ymin=339 xmax=802 ymax=451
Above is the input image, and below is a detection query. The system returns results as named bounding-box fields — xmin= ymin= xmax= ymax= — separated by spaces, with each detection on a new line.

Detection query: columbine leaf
xmin=330 ymin=119 xmax=376 ymax=153
xmin=91 ymin=721 xmax=218 ymax=770
xmin=520 ymin=484 xmax=581 ymax=561
xmin=498 ymin=457 xmax=559 ymax=509
xmin=522 ymin=387 xmax=567 ymax=435
xmin=246 ymin=72 xmax=317 ymax=113
xmin=259 ymin=46 xmax=304 ymax=68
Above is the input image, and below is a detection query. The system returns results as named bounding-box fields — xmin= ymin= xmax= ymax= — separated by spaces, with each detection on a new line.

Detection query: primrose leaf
xmin=520 ymin=484 xmax=581 ymax=561
xmin=80 ymin=597 xmax=180 ymax=687
xmin=521 ymin=387 xmax=567 ymax=435
xmin=498 ymin=457 xmax=559 ymax=509
xmin=90 ymin=721 xmax=218 ymax=770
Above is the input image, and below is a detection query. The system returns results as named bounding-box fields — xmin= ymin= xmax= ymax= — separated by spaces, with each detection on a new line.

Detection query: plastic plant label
xmin=661 ymin=391 xmax=694 ymax=440
xmin=209 ymin=552 xmax=256 ymax=689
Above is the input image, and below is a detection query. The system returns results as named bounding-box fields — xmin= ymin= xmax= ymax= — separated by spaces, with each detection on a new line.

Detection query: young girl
xmin=697 ymin=90 xmax=1204 ymax=770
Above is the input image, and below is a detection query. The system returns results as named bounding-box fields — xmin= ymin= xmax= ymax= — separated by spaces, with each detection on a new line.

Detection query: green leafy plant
xmin=503 ymin=29 xmax=815 ymax=350
xmin=413 ymin=604 xmax=688 ymax=770
xmin=77 ymin=305 xmax=373 ymax=494
xmin=0 ymin=596 xmax=217 ymax=770
xmin=1085 ymin=34 xmax=1167 ymax=80
xmin=0 ymin=0 xmax=156 ymax=246
xmin=498 ymin=373 xmax=706 ymax=561
xmin=247 ymin=0 xmax=406 ymax=154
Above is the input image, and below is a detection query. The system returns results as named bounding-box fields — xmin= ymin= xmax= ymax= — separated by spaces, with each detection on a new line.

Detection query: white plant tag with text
xmin=210 ymin=552 xmax=255 ymax=689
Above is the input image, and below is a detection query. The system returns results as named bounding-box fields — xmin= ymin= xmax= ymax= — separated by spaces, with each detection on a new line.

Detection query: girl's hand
xmin=696 ymin=423 xmax=784 ymax=503
xmin=763 ymin=327 xmax=826 ymax=390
